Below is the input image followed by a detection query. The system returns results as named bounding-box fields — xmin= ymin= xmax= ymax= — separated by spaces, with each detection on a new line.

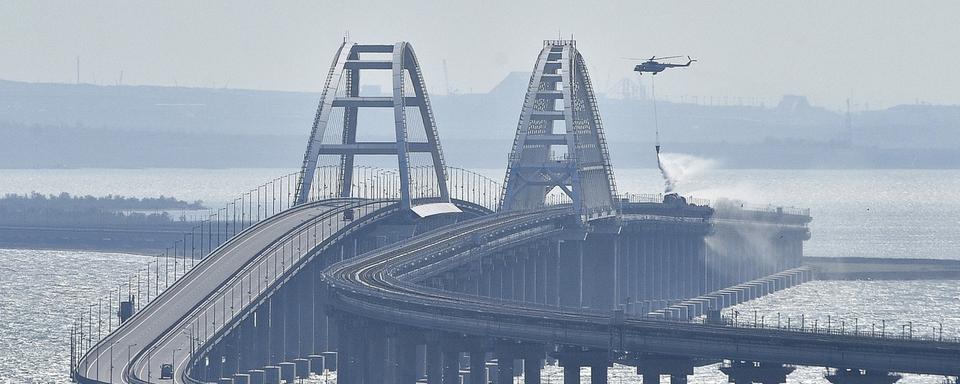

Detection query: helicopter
xmin=630 ymin=56 xmax=696 ymax=75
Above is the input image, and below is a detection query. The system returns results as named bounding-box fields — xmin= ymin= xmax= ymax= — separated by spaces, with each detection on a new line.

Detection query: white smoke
xmin=656 ymin=152 xmax=719 ymax=194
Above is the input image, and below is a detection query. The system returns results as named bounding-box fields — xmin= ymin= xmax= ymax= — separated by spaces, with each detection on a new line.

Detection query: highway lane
xmin=324 ymin=209 xmax=960 ymax=377
xmin=75 ymin=198 xmax=391 ymax=383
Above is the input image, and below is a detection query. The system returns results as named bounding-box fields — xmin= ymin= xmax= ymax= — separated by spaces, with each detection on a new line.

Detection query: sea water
xmin=0 ymin=168 xmax=958 ymax=383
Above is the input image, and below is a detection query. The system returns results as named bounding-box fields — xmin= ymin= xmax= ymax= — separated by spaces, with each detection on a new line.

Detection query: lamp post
xmin=127 ymin=342 xmax=138 ymax=373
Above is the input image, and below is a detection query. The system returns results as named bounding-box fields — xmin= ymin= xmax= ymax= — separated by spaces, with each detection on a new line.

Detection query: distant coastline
xmin=3 ymin=79 xmax=960 ymax=170
xmin=0 ymin=193 xmax=207 ymax=254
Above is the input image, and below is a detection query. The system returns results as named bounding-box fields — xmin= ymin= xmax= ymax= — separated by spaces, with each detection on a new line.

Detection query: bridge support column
xmin=490 ymin=257 xmax=504 ymax=300
xmin=524 ymin=252 xmax=537 ymax=303
xmin=825 ymin=368 xmax=902 ymax=384
xmin=583 ymin=234 xmax=616 ymax=310
xmin=558 ymin=240 xmax=583 ymax=308
xmin=545 ymin=243 xmax=559 ymax=306
xmin=635 ymin=354 xmax=694 ymax=384
xmin=253 ymin=306 xmax=270 ymax=368
xmin=642 ymin=372 xmax=661 ymax=384
xmin=222 ymin=331 xmax=239 ymax=376
xmin=479 ymin=260 xmax=492 ymax=297
xmin=442 ymin=343 xmax=461 ymax=384
xmin=523 ymin=354 xmax=541 ymax=384
xmin=557 ymin=347 xmax=608 ymax=384
xmin=535 ymin=247 xmax=547 ymax=304
xmin=468 ymin=349 xmax=487 ymax=384
xmin=336 ymin=315 xmax=362 ymax=384
xmin=504 ymin=253 xmax=518 ymax=301
xmin=206 ymin=343 xmax=225 ymax=381
xmin=238 ymin=316 xmax=257 ymax=371
xmin=495 ymin=348 xmax=515 ymax=384
xmin=365 ymin=324 xmax=387 ymax=384
xmin=384 ymin=329 xmax=417 ymax=384
xmin=268 ymin=295 xmax=284 ymax=365
xmin=719 ymin=360 xmax=795 ymax=384
xmin=283 ymin=273 xmax=302 ymax=361
xmin=426 ymin=339 xmax=443 ymax=384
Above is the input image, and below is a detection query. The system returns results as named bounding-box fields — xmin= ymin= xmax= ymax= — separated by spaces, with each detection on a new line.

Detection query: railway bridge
xmin=72 ymin=40 xmax=959 ymax=384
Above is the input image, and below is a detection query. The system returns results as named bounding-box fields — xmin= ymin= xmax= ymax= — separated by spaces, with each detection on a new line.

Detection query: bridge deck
xmin=75 ymin=198 xmax=393 ymax=383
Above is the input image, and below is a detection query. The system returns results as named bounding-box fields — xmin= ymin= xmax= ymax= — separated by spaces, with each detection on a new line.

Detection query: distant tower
xmin=500 ymin=40 xmax=618 ymax=221
xmin=294 ymin=41 xmax=457 ymax=216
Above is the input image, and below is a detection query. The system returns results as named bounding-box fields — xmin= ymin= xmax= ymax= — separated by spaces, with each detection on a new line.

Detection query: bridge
xmin=71 ymin=40 xmax=959 ymax=384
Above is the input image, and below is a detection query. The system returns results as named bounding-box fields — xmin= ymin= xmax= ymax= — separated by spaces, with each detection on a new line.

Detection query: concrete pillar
xmin=535 ymin=248 xmax=547 ymax=304
xmin=384 ymin=332 xmax=417 ymax=384
xmin=232 ymin=373 xmax=250 ymax=384
xmin=206 ymin=344 xmax=224 ymax=381
xmin=720 ymin=360 xmax=795 ymax=384
xmin=490 ymin=258 xmax=503 ymax=300
xmin=268 ymin=296 xmax=284 ymax=365
xmin=262 ymin=366 xmax=281 ymax=384
xmin=502 ymin=255 xmax=516 ymax=301
xmin=366 ymin=325 xmax=387 ymax=384
xmin=496 ymin=349 xmax=515 ymax=384
xmin=558 ymin=240 xmax=583 ymax=308
xmin=524 ymin=254 xmax=537 ymax=303
xmin=583 ymin=235 xmax=616 ymax=310
xmin=480 ymin=260 xmax=492 ymax=297
xmin=278 ymin=362 xmax=295 ymax=382
xmin=642 ymin=373 xmax=660 ymax=384
xmin=246 ymin=370 xmax=265 ymax=384
xmin=321 ymin=351 xmax=337 ymax=372
xmin=427 ymin=342 xmax=443 ymax=384
xmin=222 ymin=333 xmax=239 ymax=375
xmin=590 ymin=364 xmax=608 ymax=384
xmin=336 ymin=317 xmax=360 ymax=384
xmin=442 ymin=349 xmax=460 ymax=384
xmin=564 ymin=365 xmax=581 ymax=384
xmin=545 ymin=245 xmax=559 ymax=306
xmin=469 ymin=350 xmax=487 ymax=384
xmin=308 ymin=355 xmax=324 ymax=374
xmin=524 ymin=355 xmax=541 ymax=384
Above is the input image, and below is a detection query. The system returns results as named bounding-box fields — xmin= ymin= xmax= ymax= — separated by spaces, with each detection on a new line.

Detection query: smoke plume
xmin=656 ymin=152 xmax=718 ymax=194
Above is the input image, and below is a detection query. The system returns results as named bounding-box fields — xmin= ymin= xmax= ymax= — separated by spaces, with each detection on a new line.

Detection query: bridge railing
xmin=649 ymin=309 xmax=960 ymax=344
xmin=69 ymin=165 xmax=505 ymax=374
xmin=69 ymin=170 xmax=312 ymax=375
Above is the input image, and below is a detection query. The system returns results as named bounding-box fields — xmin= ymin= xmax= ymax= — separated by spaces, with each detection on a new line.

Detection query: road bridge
xmin=70 ymin=40 xmax=959 ymax=384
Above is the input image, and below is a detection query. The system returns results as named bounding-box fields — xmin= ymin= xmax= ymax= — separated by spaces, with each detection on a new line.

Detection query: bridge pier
xmin=426 ymin=336 xmax=443 ymax=384
xmin=365 ymin=325 xmax=387 ymax=383
xmin=825 ymin=368 xmax=902 ymax=384
xmin=634 ymin=354 xmax=695 ymax=384
xmin=533 ymin=247 xmax=546 ymax=304
xmin=719 ymin=360 xmax=795 ymax=384
xmin=336 ymin=315 xmax=362 ymax=384
xmin=268 ymin=296 xmax=284 ymax=365
xmin=385 ymin=332 xmax=418 ymax=384
xmin=558 ymin=240 xmax=582 ymax=308
xmin=545 ymin=242 xmax=559 ymax=306
xmin=582 ymin=234 xmax=616 ymax=310
xmin=556 ymin=347 xmax=609 ymax=384
xmin=441 ymin=342 xmax=462 ymax=384
xmin=524 ymin=250 xmax=538 ymax=303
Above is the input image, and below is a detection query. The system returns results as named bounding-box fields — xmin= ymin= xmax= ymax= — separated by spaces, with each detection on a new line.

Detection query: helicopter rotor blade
xmin=653 ymin=55 xmax=683 ymax=61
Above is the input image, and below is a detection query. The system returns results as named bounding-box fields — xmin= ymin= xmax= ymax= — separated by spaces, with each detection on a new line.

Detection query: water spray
xmin=650 ymin=75 xmax=675 ymax=193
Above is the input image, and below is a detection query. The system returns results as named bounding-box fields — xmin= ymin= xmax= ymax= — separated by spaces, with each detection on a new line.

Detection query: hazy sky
xmin=2 ymin=0 xmax=958 ymax=109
